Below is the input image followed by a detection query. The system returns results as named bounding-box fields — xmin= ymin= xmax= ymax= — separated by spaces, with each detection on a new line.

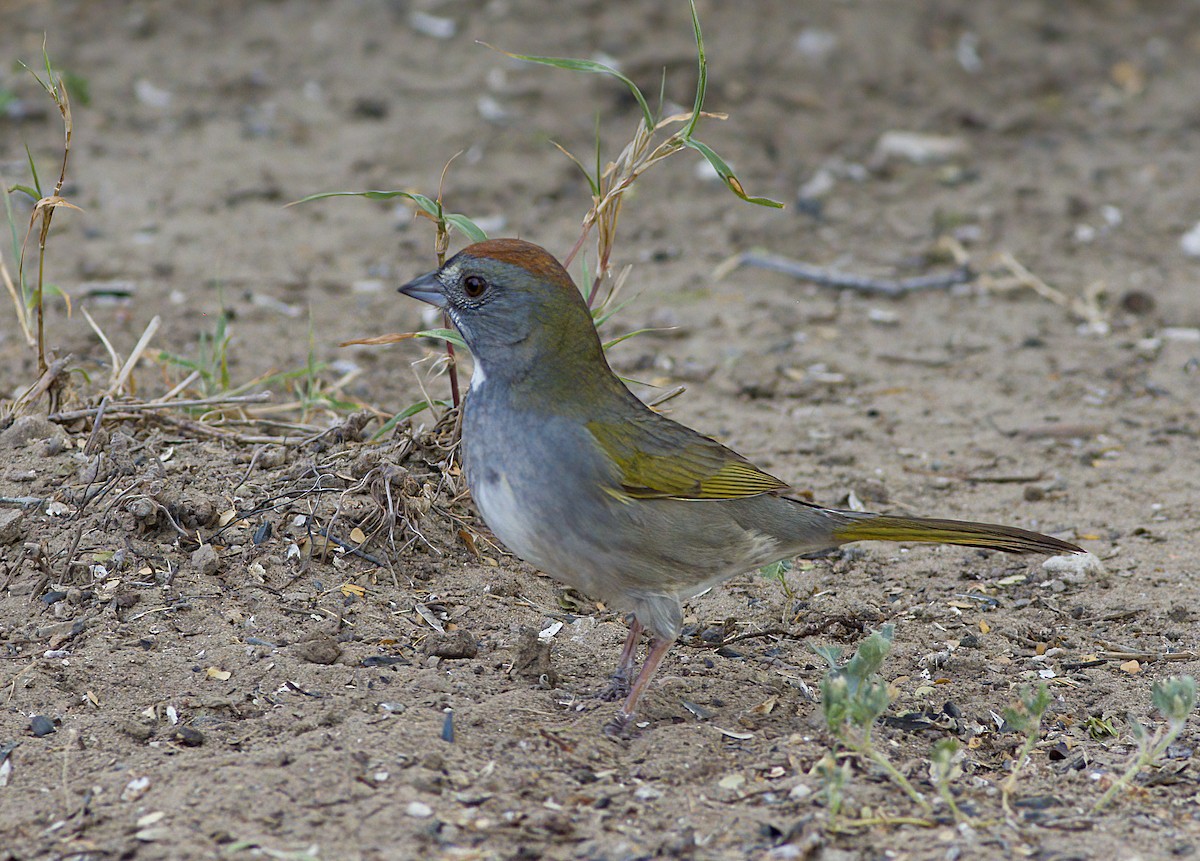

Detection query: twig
xmin=0 ymin=251 xmax=35 ymax=346
xmin=1097 ymin=649 xmax=1196 ymax=664
xmin=140 ymin=413 xmax=286 ymax=445
xmin=725 ymin=252 xmax=975 ymax=296
xmin=9 ymin=355 xmax=71 ymax=414
xmin=82 ymin=397 xmax=109 ymax=456
xmin=315 ymin=528 xmax=387 ymax=567
xmin=81 ymin=307 xmax=121 ymax=390
xmin=153 ymin=370 xmax=201 ymax=403
xmin=107 ymin=314 xmax=161 ymax=397
xmin=47 ymin=392 xmax=272 ymax=422
xmin=0 ymin=496 xmax=45 ymax=509
xmin=987 ymin=252 xmax=1108 ymax=330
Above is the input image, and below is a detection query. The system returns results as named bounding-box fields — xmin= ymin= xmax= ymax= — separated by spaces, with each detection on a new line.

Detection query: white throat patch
xmin=469 ymin=361 xmax=488 ymax=392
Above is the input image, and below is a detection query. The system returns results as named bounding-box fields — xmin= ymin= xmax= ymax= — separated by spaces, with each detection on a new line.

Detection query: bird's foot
xmin=602 ymin=710 xmax=637 ymax=739
xmin=596 ymin=668 xmax=632 ymax=702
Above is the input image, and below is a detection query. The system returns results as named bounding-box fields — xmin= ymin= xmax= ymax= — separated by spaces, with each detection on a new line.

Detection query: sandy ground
xmin=2 ymin=1 xmax=1200 ymax=859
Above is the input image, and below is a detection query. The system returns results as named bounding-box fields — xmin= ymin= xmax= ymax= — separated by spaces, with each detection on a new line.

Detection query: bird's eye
xmin=463 ymin=275 xmax=488 ymax=298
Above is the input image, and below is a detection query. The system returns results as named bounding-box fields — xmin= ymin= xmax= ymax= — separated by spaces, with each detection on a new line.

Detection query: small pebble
xmin=405 ymin=801 xmax=434 ymax=818
xmin=0 ymin=509 xmax=26 ymax=545
xmin=191 ymin=544 xmax=220 ymax=576
xmin=1180 ymin=221 xmax=1200 ymax=258
xmin=871 ymin=131 xmax=969 ymax=168
xmin=423 ymin=629 xmax=478 ymax=660
xmin=788 ymin=782 xmax=812 ymax=801
xmin=1042 ymin=552 xmax=1105 ymax=580
xmin=29 ymin=714 xmax=56 ymax=737
xmin=171 ymin=726 xmax=205 ymax=747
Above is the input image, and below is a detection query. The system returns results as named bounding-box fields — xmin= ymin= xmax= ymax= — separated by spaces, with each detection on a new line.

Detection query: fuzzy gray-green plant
xmin=1093 ymin=675 xmax=1197 ymax=812
xmin=1000 ymin=681 xmax=1052 ymax=815
xmin=815 ymin=625 xmax=931 ymax=814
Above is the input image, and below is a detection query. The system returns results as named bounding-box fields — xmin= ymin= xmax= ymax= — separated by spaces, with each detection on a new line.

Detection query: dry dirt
xmin=3 ymin=2 xmax=1200 ymax=859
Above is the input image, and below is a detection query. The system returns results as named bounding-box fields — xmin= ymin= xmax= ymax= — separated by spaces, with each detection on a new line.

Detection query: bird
xmin=398 ymin=238 xmax=1084 ymax=735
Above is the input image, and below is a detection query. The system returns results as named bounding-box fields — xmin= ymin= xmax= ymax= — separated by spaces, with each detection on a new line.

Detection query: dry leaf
xmin=414 ymin=603 xmax=446 ymax=633
xmin=716 ymin=727 xmax=754 ymax=740
xmin=340 ymin=332 xmax=418 ymax=347
xmin=751 ymin=695 xmax=777 ymax=715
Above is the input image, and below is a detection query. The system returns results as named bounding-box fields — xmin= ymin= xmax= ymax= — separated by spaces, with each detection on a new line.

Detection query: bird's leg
xmin=603 ymin=635 xmax=674 ymax=737
xmin=597 ymin=616 xmax=643 ymax=702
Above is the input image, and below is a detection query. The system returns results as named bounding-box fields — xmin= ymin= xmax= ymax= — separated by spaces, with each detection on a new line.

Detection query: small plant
xmin=495 ymin=0 xmax=781 ymax=306
xmin=929 ymin=737 xmax=964 ymax=822
xmin=3 ymin=42 xmax=79 ymax=394
xmin=158 ymin=305 xmax=233 ymax=398
xmin=814 ymin=624 xmax=932 ymax=815
xmin=813 ymin=752 xmax=851 ymax=821
xmin=1093 ymin=675 xmax=1197 ymax=812
xmin=294 ymin=1 xmax=780 ymax=431
xmin=1000 ymin=682 xmax=1052 ymax=815
xmin=759 ymin=559 xmax=796 ymax=602
xmin=292 ymin=171 xmax=485 ymax=414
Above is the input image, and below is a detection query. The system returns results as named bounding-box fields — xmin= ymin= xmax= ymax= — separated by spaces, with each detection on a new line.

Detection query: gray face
xmin=398 ymin=254 xmax=538 ymax=360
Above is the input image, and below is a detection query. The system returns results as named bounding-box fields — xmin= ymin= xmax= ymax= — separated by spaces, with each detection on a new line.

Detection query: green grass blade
xmin=289 ymin=190 xmax=442 ymax=217
xmin=417 ymin=328 xmax=468 ymax=350
xmin=24 ymin=145 xmax=43 ymax=198
xmin=683 ymin=138 xmax=784 ymax=208
xmin=496 ymin=47 xmax=654 ymax=130
xmin=373 ymin=399 xmax=445 ymax=440
xmin=683 ymin=0 xmax=707 ymax=139
xmin=602 ymin=327 xmax=663 ymax=350
xmin=443 ymin=213 xmax=488 ymax=243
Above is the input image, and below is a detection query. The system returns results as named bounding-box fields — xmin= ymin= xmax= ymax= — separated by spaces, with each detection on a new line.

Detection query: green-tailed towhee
xmin=399 ymin=238 xmax=1083 ymax=734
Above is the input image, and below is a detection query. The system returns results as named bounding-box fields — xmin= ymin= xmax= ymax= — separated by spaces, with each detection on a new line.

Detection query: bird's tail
xmin=831 ymin=514 xmax=1082 ymax=555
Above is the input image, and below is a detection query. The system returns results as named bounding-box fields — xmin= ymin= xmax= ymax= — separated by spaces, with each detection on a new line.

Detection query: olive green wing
xmin=586 ymin=413 xmax=789 ymax=501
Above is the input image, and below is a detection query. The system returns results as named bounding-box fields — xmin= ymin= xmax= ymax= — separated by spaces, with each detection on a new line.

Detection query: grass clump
xmin=295 ymin=1 xmax=780 ymax=430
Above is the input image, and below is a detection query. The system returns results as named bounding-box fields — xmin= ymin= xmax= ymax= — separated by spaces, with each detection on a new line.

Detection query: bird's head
xmin=398 ymin=239 xmax=608 ymax=385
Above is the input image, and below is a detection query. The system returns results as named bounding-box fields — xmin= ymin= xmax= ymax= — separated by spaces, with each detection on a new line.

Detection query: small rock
xmin=293 ymin=634 xmax=342 ymax=666
xmin=134 ymin=78 xmax=172 ymax=109
xmin=1042 ymin=552 xmax=1105 ymax=581
xmin=1119 ymin=290 xmax=1155 ymax=315
xmin=788 ymin=782 xmax=812 ymax=801
xmin=171 ymin=726 xmax=205 ymax=747
xmin=423 ymin=629 xmax=478 ymax=660
xmin=0 ymin=416 xmax=61 ymax=448
xmin=511 ymin=628 xmax=558 ymax=686
xmin=409 ymin=10 xmax=456 ymax=39
xmin=871 ymin=131 xmax=969 ymax=168
xmin=29 ymin=714 xmax=56 ymax=737
xmin=1161 ymin=327 xmax=1200 ymax=343
xmin=1181 ymin=221 xmax=1200 ymax=258
xmin=0 ymin=509 xmax=25 ymax=545
xmin=793 ymin=28 xmax=838 ymax=65
xmin=405 ymin=801 xmax=434 ymax=818
xmin=191 ymin=544 xmax=220 ymax=577
xmin=119 ymin=719 xmax=155 ymax=741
